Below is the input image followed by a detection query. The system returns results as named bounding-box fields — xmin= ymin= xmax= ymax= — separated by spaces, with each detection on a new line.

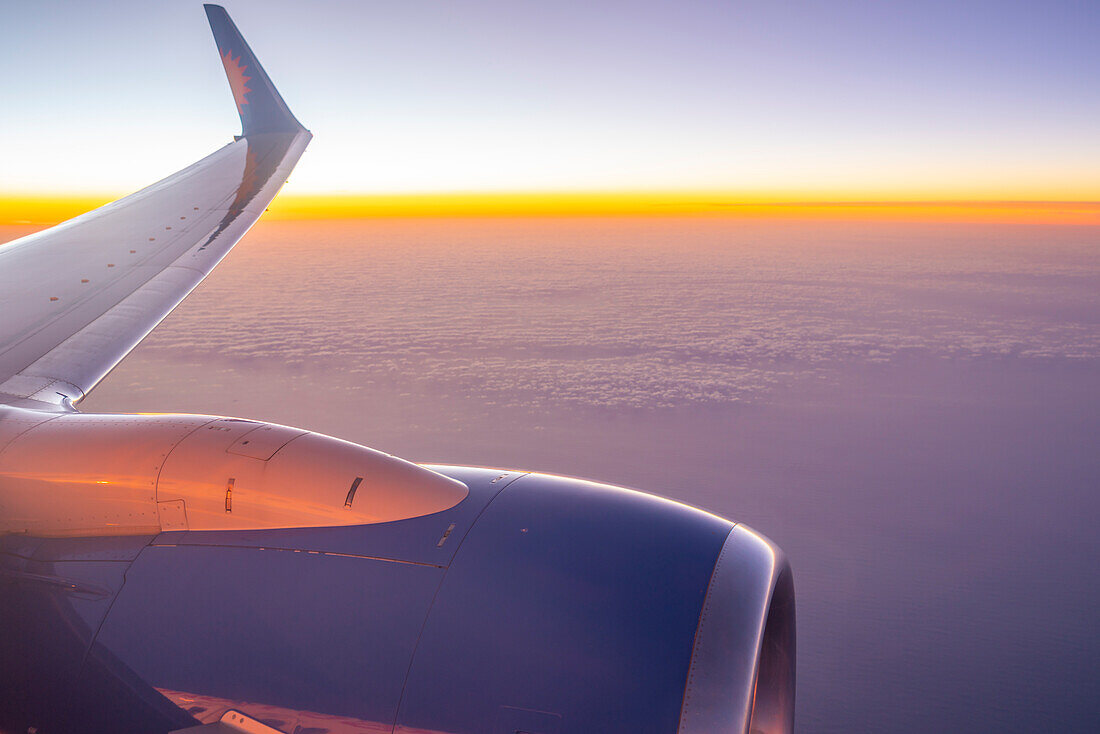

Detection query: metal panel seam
xmin=76 ymin=535 xmax=157 ymax=672
xmin=676 ymin=523 xmax=737 ymax=733
xmin=386 ymin=471 xmax=529 ymax=734
xmin=0 ymin=410 xmax=66 ymax=458
xmin=147 ymin=543 xmax=446 ymax=569
xmin=152 ymin=418 xmax=222 ymax=504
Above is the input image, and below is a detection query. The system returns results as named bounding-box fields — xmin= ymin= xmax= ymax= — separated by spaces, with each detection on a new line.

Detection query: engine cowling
xmin=0 ymin=406 xmax=468 ymax=537
xmin=0 ymin=408 xmax=794 ymax=734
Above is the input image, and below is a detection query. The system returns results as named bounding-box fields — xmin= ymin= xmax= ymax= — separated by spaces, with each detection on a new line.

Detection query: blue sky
xmin=2 ymin=0 xmax=1099 ymax=197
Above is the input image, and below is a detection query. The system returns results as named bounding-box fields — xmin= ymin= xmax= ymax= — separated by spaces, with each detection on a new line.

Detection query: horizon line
xmin=3 ymin=192 xmax=1100 ymax=226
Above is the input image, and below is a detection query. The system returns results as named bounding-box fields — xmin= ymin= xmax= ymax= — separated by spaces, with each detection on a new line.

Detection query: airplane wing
xmin=0 ymin=5 xmax=310 ymax=410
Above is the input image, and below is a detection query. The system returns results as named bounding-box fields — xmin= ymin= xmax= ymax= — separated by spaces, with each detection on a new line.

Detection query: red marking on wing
xmin=220 ymin=50 xmax=253 ymax=114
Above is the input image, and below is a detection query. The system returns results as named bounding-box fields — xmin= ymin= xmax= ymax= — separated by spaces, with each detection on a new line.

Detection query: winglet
xmin=204 ymin=4 xmax=305 ymax=135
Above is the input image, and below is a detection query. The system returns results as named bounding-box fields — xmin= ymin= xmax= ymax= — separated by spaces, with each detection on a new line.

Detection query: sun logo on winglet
xmin=220 ymin=49 xmax=252 ymax=114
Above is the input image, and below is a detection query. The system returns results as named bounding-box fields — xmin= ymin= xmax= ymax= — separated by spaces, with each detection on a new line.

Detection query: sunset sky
xmin=2 ymin=0 xmax=1099 ymax=216
xmin=1 ymin=4 xmax=1098 ymax=732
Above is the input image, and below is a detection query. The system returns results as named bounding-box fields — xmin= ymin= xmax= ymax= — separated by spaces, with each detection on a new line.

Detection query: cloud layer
xmin=123 ymin=219 xmax=1100 ymax=408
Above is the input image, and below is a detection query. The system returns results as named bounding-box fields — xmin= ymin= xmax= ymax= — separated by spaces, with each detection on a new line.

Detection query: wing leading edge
xmin=0 ymin=5 xmax=310 ymax=410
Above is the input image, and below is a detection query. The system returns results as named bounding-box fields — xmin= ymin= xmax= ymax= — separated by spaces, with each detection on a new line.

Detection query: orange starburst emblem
xmin=220 ymin=49 xmax=252 ymax=113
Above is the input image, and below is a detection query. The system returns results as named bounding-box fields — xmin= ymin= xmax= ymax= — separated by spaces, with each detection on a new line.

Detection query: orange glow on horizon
xmin=267 ymin=194 xmax=1100 ymax=225
xmin=3 ymin=193 xmax=1100 ymax=227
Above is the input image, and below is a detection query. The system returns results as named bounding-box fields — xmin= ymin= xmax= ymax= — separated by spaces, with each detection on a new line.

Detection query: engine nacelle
xmin=0 ymin=406 xmax=468 ymax=537
xmin=0 ymin=456 xmax=794 ymax=734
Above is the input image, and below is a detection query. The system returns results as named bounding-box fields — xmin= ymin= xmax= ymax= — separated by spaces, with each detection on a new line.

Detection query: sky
xmin=1 ymin=2 xmax=1098 ymax=729
xmin=2 ymin=0 xmax=1100 ymax=206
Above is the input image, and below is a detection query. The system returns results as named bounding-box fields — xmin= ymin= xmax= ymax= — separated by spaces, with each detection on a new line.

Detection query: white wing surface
xmin=0 ymin=5 xmax=310 ymax=409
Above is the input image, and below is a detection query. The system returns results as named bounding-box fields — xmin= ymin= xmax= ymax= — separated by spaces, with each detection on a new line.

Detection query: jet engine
xmin=0 ymin=406 xmax=794 ymax=734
